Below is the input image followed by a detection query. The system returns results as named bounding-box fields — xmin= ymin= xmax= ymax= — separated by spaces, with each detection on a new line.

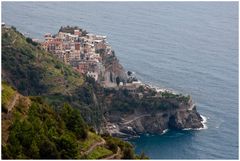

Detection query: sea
xmin=2 ymin=2 xmax=238 ymax=159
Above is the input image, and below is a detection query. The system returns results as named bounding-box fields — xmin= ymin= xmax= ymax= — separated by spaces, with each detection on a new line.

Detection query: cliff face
xmin=100 ymin=50 xmax=127 ymax=87
xmin=104 ymin=97 xmax=203 ymax=138
xmin=168 ymin=107 xmax=203 ymax=129
xmin=104 ymin=59 xmax=127 ymax=84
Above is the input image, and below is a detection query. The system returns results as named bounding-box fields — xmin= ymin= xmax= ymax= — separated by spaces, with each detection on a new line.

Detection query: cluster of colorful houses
xmin=41 ymin=28 xmax=113 ymax=81
xmin=40 ymin=27 xmax=167 ymax=97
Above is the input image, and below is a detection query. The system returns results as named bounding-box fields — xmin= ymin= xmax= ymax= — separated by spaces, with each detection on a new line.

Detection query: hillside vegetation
xmin=1 ymin=27 xmax=150 ymax=159
xmin=2 ymin=83 xmax=147 ymax=159
xmin=2 ymin=27 xmax=105 ymax=127
xmin=2 ymin=27 xmax=83 ymax=96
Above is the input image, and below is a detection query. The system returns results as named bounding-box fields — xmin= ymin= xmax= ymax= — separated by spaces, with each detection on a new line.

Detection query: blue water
xmin=2 ymin=2 xmax=238 ymax=159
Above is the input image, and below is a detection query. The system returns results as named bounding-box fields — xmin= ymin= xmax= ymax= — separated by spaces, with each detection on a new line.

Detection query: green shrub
xmin=106 ymin=138 xmax=118 ymax=153
xmin=2 ymin=82 xmax=16 ymax=112
xmin=54 ymin=63 xmax=61 ymax=69
xmin=60 ymin=103 xmax=88 ymax=139
xmin=122 ymin=146 xmax=135 ymax=159
xmin=57 ymin=133 xmax=78 ymax=159
xmin=26 ymin=37 xmax=38 ymax=46
xmin=39 ymin=138 xmax=60 ymax=159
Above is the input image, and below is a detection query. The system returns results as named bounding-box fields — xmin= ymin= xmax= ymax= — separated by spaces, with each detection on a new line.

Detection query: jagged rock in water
xmin=168 ymin=110 xmax=203 ymax=129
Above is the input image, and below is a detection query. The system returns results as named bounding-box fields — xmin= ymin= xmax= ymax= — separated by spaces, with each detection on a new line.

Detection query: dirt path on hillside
xmin=103 ymin=146 xmax=121 ymax=159
xmin=84 ymin=138 xmax=106 ymax=155
xmin=122 ymin=114 xmax=151 ymax=125
xmin=7 ymin=93 xmax=20 ymax=113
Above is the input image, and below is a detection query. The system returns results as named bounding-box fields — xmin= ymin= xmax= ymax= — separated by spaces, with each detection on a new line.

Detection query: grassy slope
xmin=79 ymin=131 xmax=102 ymax=151
xmin=2 ymin=82 xmax=16 ymax=112
xmin=1 ymin=27 xmax=103 ymax=127
xmin=2 ymin=27 xmax=83 ymax=96
xmin=87 ymin=146 xmax=113 ymax=159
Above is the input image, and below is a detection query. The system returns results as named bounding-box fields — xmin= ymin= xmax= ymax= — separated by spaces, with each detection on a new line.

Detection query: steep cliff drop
xmin=105 ymin=97 xmax=204 ymax=139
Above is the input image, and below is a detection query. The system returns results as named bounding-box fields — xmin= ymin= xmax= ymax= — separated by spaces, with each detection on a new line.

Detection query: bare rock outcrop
xmin=105 ymin=98 xmax=204 ymax=138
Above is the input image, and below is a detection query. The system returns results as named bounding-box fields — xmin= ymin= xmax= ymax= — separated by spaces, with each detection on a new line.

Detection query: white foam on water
xmin=183 ymin=115 xmax=208 ymax=131
xmin=198 ymin=115 xmax=208 ymax=130
xmin=182 ymin=128 xmax=192 ymax=131
xmin=161 ymin=129 xmax=169 ymax=135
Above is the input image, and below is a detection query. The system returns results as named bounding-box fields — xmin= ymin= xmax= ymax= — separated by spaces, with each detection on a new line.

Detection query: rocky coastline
xmin=104 ymin=95 xmax=204 ymax=139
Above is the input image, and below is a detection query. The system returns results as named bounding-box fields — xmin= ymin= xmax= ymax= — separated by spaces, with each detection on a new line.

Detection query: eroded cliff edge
xmin=101 ymin=87 xmax=204 ymax=138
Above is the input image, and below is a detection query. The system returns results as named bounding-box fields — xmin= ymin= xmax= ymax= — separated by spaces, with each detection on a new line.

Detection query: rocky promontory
xmin=103 ymin=88 xmax=204 ymax=138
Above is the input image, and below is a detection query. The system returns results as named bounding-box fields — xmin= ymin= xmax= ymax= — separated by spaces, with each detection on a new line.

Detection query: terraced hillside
xmin=2 ymin=83 xmax=147 ymax=159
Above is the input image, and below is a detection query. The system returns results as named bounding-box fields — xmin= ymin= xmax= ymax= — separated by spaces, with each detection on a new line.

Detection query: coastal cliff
xmin=101 ymin=49 xmax=127 ymax=87
xmin=102 ymin=88 xmax=204 ymax=138
xmin=121 ymin=103 xmax=203 ymax=136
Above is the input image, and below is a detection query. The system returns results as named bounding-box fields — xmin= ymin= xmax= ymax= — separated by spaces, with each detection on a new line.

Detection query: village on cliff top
xmin=40 ymin=26 xmax=165 ymax=95
xmin=38 ymin=26 xmax=191 ymax=97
